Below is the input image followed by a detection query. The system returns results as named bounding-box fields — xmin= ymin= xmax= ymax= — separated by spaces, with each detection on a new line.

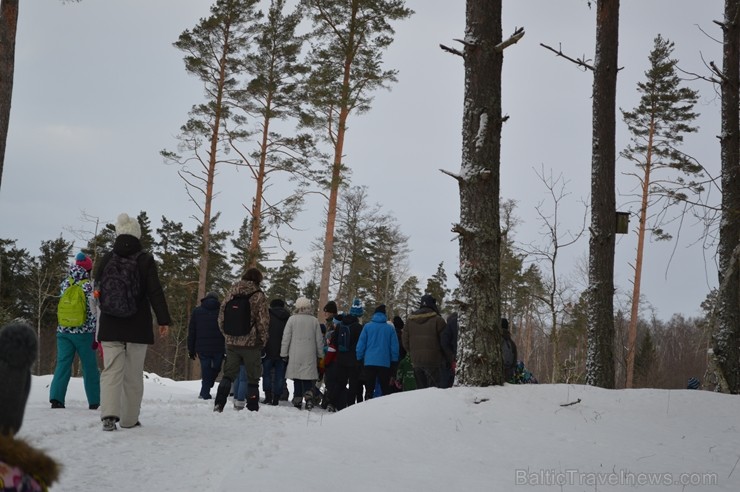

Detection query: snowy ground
xmin=18 ymin=374 xmax=740 ymax=491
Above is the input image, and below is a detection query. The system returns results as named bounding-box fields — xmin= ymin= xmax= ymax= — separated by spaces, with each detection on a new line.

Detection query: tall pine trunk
xmin=626 ymin=119 xmax=655 ymax=388
xmin=456 ymin=0 xmax=503 ymax=386
xmin=586 ymin=0 xmax=619 ymax=389
xmin=714 ymin=0 xmax=740 ymax=394
xmin=0 ymin=0 xmax=19 ymax=193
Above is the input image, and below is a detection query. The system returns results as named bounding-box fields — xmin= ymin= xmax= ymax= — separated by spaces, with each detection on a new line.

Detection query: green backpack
xmin=57 ymin=278 xmax=89 ymax=327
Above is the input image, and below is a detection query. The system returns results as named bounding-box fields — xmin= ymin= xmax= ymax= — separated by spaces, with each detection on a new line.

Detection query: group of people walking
xmin=187 ymin=270 xmax=463 ymax=413
xmin=46 ymin=210 xmax=499 ymax=431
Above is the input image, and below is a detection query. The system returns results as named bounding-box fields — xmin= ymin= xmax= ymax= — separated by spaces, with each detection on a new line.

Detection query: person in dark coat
xmin=262 ymin=298 xmax=290 ymax=405
xmin=95 ymin=213 xmax=171 ymax=431
xmin=393 ymin=315 xmax=407 ymax=361
xmin=402 ymin=294 xmax=447 ymax=389
xmin=501 ymin=318 xmax=518 ymax=382
xmin=440 ymin=312 xmax=459 ymax=388
xmin=330 ymin=299 xmax=365 ymax=410
xmin=187 ymin=291 xmax=225 ymax=400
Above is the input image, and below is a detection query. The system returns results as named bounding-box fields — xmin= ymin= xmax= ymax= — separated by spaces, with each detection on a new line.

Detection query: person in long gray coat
xmin=280 ymin=297 xmax=323 ymax=409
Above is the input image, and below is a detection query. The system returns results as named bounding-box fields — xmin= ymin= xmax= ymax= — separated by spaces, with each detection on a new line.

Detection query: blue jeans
xmin=261 ymin=358 xmax=286 ymax=396
xmin=232 ymin=365 xmax=248 ymax=402
xmin=197 ymin=352 xmax=224 ymax=399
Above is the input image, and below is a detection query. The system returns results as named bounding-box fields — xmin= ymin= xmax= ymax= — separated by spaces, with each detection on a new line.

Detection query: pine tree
xmin=397 ymin=275 xmax=422 ymax=319
xmin=633 ymin=329 xmax=656 ymax=388
xmin=425 ymin=262 xmax=448 ymax=314
xmin=586 ymin=0 xmax=620 ymax=389
xmin=621 ymin=34 xmax=700 ymax=388
xmin=266 ymin=251 xmax=303 ymax=304
xmin=301 ymin=0 xmax=413 ymax=316
xmin=237 ymin=0 xmax=317 ymax=266
xmin=162 ymin=0 xmax=261 ymax=301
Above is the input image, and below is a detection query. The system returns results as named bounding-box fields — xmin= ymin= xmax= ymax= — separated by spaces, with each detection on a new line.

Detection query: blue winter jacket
xmin=187 ymin=296 xmax=225 ymax=356
xmin=356 ymin=312 xmax=400 ymax=368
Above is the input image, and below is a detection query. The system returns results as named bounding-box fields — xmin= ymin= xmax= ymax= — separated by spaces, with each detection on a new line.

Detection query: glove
xmin=189 ymin=352 xmax=196 ymax=360
xmin=91 ymin=341 xmax=99 ymax=350
xmin=281 ymin=356 xmax=289 ymax=364
xmin=450 ymin=361 xmax=457 ymax=371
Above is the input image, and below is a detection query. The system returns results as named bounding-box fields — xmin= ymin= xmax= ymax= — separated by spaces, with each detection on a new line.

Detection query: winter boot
xmin=213 ymin=377 xmax=232 ymax=413
xmin=292 ymin=396 xmax=303 ymax=409
xmin=270 ymin=392 xmax=280 ymax=406
xmin=304 ymin=389 xmax=314 ymax=411
xmin=281 ymin=384 xmax=289 ymax=401
xmin=247 ymin=384 xmax=260 ymax=412
xmin=261 ymin=391 xmax=273 ymax=404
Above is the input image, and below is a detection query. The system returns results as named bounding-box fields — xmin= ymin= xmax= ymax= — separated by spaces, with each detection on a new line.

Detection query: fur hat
xmin=75 ymin=252 xmax=93 ymax=272
xmin=0 ymin=320 xmax=37 ymax=436
xmin=349 ymin=298 xmax=364 ymax=317
xmin=115 ymin=213 xmax=141 ymax=239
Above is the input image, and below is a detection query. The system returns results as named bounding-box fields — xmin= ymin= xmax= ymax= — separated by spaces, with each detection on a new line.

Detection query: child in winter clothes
xmin=49 ymin=252 xmax=100 ymax=409
xmin=0 ymin=320 xmax=60 ymax=491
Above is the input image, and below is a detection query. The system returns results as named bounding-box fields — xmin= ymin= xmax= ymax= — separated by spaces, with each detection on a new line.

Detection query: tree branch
xmin=540 ymin=42 xmax=594 ymax=71
xmin=439 ymin=43 xmax=464 ymax=58
xmin=495 ymin=27 xmax=525 ymax=52
xmin=440 ymin=168 xmax=463 ymax=183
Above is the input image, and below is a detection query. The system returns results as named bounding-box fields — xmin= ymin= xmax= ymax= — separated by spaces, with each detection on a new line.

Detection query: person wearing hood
xmin=261 ymin=298 xmax=291 ymax=406
xmin=356 ymin=304 xmax=399 ymax=399
xmin=95 ymin=213 xmax=171 ymax=431
xmin=187 ymin=291 xmax=225 ymax=400
xmin=50 ymin=252 xmax=100 ymax=410
xmin=0 ymin=321 xmax=60 ymax=491
xmin=402 ymin=294 xmax=447 ymax=389
xmin=213 ymin=267 xmax=269 ymax=413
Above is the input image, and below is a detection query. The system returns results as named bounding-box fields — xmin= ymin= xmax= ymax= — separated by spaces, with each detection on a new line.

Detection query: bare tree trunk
xmin=0 ymin=0 xmax=19 ymax=193
xmin=318 ymin=63 xmax=351 ymax=317
xmin=455 ymin=0 xmax=504 ymax=386
xmin=586 ymin=0 xmax=619 ymax=389
xmin=714 ymin=0 xmax=740 ymax=394
xmin=248 ymin=96 xmax=272 ymax=268
xmin=626 ymin=118 xmax=655 ymax=388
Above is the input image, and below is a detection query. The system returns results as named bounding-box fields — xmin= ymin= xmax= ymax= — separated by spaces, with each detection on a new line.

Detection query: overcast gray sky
xmin=0 ymin=0 xmax=723 ymax=319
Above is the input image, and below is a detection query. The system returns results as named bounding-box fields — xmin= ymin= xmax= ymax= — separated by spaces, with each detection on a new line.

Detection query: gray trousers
xmin=100 ymin=341 xmax=148 ymax=427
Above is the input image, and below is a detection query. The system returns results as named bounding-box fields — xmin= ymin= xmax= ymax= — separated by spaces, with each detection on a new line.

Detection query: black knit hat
xmin=420 ymin=294 xmax=437 ymax=310
xmin=0 ymin=320 xmax=37 ymax=436
xmin=270 ymin=299 xmax=286 ymax=308
xmin=374 ymin=304 xmax=387 ymax=314
xmin=323 ymin=301 xmax=338 ymax=315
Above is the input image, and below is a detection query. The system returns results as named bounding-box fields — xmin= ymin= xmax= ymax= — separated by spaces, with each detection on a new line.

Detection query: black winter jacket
xmin=187 ymin=296 xmax=225 ymax=356
xmin=333 ymin=314 xmax=363 ymax=367
xmin=264 ymin=306 xmax=291 ymax=359
xmin=95 ymin=235 xmax=171 ymax=344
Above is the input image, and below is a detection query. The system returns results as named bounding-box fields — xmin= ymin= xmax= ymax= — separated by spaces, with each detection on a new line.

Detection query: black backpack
xmin=99 ymin=251 xmax=144 ymax=318
xmin=223 ymin=291 xmax=259 ymax=337
xmin=337 ymin=321 xmax=352 ymax=352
